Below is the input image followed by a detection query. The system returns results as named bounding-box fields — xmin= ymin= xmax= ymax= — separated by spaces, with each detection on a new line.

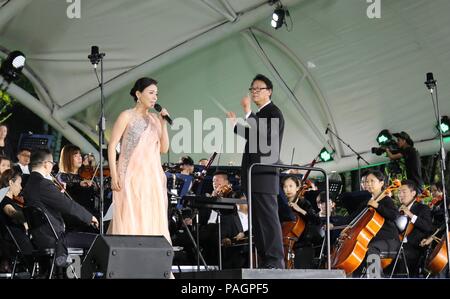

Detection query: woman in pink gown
xmin=107 ymin=77 xmax=171 ymax=244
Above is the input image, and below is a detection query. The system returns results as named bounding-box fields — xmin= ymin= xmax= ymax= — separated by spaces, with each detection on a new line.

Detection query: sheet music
xmin=104 ymin=202 xmax=114 ymax=221
xmin=0 ymin=187 xmax=9 ymax=203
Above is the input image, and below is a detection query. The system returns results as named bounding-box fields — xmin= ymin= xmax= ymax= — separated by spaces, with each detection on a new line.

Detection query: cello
xmin=425 ymin=229 xmax=449 ymax=274
xmin=281 ymin=158 xmax=317 ymax=269
xmin=330 ymin=179 xmax=401 ymax=274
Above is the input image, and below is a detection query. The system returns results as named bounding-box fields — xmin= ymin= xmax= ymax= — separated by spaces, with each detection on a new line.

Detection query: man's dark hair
xmin=251 ymin=74 xmax=273 ymax=91
xmin=30 ymin=149 xmax=52 ymax=169
xmin=213 ymin=170 xmax=229 ymax=181
xmin=17 ymin=147 xmax=32 ymax=154
xmin=401 ymin=179 xmax=418 ymax=195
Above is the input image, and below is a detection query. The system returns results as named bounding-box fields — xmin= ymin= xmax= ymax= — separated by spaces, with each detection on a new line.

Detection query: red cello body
xmin=426 ymin=231 xmax=450 ymax=274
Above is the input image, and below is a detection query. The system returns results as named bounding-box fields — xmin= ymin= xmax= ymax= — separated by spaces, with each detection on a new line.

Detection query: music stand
xmin=17 ymin=133 xmax=54 ymax=151
xmin=182 ymin=195 xmax=244 ymax=271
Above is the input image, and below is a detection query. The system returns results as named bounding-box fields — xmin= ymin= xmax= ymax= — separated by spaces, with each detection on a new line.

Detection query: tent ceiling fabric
xmin=1 ymin=0 xmax=450 ymax=174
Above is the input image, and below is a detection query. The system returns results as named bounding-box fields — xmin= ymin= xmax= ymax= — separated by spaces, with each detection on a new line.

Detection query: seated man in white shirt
xmin=13 ymin=148 xmax=32 ymax=187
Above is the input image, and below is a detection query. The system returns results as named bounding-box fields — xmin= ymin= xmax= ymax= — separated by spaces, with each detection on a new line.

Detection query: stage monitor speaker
xmin=81 ymin=235 xmax=173 ymax=279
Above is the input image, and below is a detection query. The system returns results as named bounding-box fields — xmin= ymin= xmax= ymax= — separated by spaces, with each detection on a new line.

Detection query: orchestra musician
xmin=57 ymin=145 xmax=98 ymax=221
xmin=347 ymin=170 xmax=401 ymax=277
xmin=0 ymin=169 xmax=34 ymax=269
xmin=23 ymin=149 xmax=98 ymax=269
xmin=198 ymin=171 xmax=245 ymax=266
xmin=280 ymin=176 xmax=321 ymax=269
xmin=397 ymin=180 xmax=433 ymax=277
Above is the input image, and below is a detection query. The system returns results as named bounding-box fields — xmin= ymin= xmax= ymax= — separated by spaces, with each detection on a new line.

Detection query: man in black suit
xmin=227 ymin=74 xmax=285 ymax=269
xmin=397 ymin=179 xmax=433 ymax=277
xmin=23 ymin=149 xmax=98 ymax=265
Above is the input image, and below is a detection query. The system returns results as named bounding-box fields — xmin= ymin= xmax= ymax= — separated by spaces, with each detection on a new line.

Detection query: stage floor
xmin=175 ymin=268 xmax=346 ymax=279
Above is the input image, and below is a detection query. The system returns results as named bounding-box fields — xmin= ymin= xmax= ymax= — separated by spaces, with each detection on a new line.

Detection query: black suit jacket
xmin=405 ymin=202 xmax=433 ymax=250
xmin=234 ymin=102 xmax=284 ymax=194
xmin=23 ymin=172 xmax=93 ymax=248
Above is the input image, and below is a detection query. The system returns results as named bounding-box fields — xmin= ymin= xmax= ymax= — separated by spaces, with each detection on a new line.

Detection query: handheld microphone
xmin=325 ymin=124 xmax=330 ymax=134
xmin=425 ymin=72 xmax=436 ymax=91
xmin=154 ymin=103 xmax=173 ymax=125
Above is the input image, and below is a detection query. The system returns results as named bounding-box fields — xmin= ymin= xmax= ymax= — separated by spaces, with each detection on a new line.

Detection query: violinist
xmin=281 ymin=176 xmax=321 ymax=269
xmin=316 ymin=192 xmax=347 ymax=244
xmin=397 ymin=180 xmax=433 ymax=277
xmin=198 ymin=171 xmax=244 ymax=266
xmin=351 ymin=170 xmax=401 ymax=277
xmin=13 ymin=148 xmax=31 ymax=188
xmin=23 ymin=149 xmax=98 ymax=262
xmin=0 ymin=169 xmax=34 ymax=268
xmin=81 ymin=153 xmax=96 ymax=169
xmin=57 ymin=145 xmax=97 ymax=230
xmin=430 ymin=182 xmax=446 ymax=227
xmin=198 ymin=158 xmax=208 ymax=167
xmin=179 ymin=156 xmax=195 ymax=175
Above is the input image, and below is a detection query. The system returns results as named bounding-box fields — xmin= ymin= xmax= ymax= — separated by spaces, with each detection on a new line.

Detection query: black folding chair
xmin=23 ymin=206 xmax=83 ymax=279
xmin=0 ymin=218 xmax=33 ymax=279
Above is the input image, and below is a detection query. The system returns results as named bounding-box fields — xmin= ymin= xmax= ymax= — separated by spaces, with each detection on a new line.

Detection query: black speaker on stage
xmin=81 ymin=235 xmax=173 ymax=279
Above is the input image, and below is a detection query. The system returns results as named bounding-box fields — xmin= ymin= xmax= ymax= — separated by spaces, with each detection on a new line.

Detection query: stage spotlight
xmin=438 ymin=116 xmax=450 ymax=134
xmin=319 ymin=147 xmax=333 ymax=162
xmin=0 ymin=50 xmax=26 ymax=83
xmin=376 ymin=129 xmax=393 ymax=146
xmin=271 ymin=8 xmax=285 ymax=29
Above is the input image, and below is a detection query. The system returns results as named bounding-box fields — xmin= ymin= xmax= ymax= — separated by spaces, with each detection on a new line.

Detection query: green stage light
xmin=319 ymin=147 xmax=333 ymax=162
xmin=376 ymin=129 xmax=393 ymax=146
xmin=438 ymin=116 xmax=450 ymax=134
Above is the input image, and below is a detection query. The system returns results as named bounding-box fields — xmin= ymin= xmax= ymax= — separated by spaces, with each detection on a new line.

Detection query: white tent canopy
xmin=1 ymin=0 xmax=449 ymax=174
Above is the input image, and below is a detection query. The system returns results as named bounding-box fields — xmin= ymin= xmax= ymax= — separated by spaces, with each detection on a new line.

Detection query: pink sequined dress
xmin=108 ymin=109 xmax=171 ymax=243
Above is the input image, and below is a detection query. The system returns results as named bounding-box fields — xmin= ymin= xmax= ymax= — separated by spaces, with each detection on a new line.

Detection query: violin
xmin=429 ymin=195 xmax=443 ymax=208
xmin=50 ymin=174 xmax=76 ymax=201
xmin=299 ymin=179 xmax=314 ymax=198
xmin=215 ymin=184 xmax=233 ymax=198
xmin=12 ymin=195 xmax=25 ymax=208
xmin=79 ymin=165 xmax=110 ymax=180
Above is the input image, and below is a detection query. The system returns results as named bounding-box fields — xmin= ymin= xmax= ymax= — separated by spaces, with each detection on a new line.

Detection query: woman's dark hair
xmin=180 ymin=156 xmax=194 ymax=166
xmin=59 ymin=144 xmax=81 ymax=173
xmin=282 ymin=175 xmax=300 ymax=187
xmin=365 ymin=170 xmax=386 ymax=186
xmin=129 ymin=77 xmax=158 ymax=102
xmin=0 ymin=168 xmax=20 ymax=188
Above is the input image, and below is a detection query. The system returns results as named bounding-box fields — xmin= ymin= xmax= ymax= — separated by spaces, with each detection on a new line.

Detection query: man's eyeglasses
xmin=43 ymin=160 xmax=56 ymax=166
xmin=248 ymin=87 xmax=269 ymax=92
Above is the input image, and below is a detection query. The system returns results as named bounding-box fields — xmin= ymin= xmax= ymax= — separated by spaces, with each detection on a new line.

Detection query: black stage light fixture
xmin=271 ymin=7 xmax=286 ymax=29
xmin=0 ymin=50 xmax=26 ymax=83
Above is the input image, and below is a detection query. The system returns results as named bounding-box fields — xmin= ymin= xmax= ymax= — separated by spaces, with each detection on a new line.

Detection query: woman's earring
xmin=137 ymin=99 xmax=141 ymax=104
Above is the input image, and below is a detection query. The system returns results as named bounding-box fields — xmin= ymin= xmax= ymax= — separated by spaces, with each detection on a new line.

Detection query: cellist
xmin=351 ymin=170 xmax=401 ymax=277
xmin=280 ymin=176 xmax=321 ymax=269
xmin=397 ymin=179 xmax=433 ymax=277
